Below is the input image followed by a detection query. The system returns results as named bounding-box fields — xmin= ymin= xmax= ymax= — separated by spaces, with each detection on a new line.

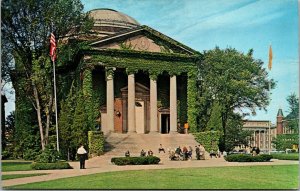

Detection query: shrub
xmin=23 ymin=149 xmax=41 ymax=161
xmin=111 ymin=156 xmax=160 ymax=165
xmin=272 ymin=154 xmax=299 ymax=160
xmin=35 ymin=147 xmax=60 ymax=163
xmin=88 ymin=131 xmax=105 ymax=157
xmin=1 ymin=151 xmax=12 ymax=160
xmin=31 ymin=162 xmax=72 ymax=170
xmin=224 ymin=154 xmax=273 ymax=162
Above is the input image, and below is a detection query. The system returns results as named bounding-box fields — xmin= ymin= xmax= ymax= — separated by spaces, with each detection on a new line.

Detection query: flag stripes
xmin=50 ymin=33 xmax=56 ymax=61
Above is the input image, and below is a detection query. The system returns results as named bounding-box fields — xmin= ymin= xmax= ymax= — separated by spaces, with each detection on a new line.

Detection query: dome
xmin=88 ymin=9 xmax=140 ymax=36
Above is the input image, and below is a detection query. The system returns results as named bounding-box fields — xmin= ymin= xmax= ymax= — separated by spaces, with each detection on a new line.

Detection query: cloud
xmin=171 ymin=0 xmax=286 ymax=39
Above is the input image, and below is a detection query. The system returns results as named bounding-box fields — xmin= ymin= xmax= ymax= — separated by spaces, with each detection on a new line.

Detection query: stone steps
xmin=103 ymin=133 xmax=199 ymax=158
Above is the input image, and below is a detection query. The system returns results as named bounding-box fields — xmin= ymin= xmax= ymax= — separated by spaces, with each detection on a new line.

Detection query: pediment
xmin=89 ymin=26 xmax=197 ymax=55
xmin=96 ymin=35 xmax=174 ymax=53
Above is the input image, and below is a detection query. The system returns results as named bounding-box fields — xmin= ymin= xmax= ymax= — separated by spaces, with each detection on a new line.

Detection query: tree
xmin=2 ymin=112 xmax=15 ymax=154
xmin=70 ymin=90 xmax=90 ymax=157
xmin=219 ymin=113 xmax=252 ymax=152
xmin=197 ymin=47 xmax=275 ymax=149
xmin=58 ymin=82 xmax=77 ymax=160
xmin=272 ymin=134 xmax=299 ymax=151
xmin=285 ymin=93 xmax=299 ymax=132
xmin=206 ymin=102 xmax=222 ymax=132
xmin=1 ymin=0 xmax=92 ymax=150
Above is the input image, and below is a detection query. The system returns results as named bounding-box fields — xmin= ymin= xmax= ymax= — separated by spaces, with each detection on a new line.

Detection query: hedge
xmin=111 ymin=156 xmax=160 ymax=166
xmin=88 ymin=131 xmax=105 ymax=157
xmin=271 ymin=154 xmax=299 ymax=160
xmin=224 ymin=154 xmax=273 ymax=162
xmin=193 ymin=131 xmax=221 ymax=152
xmin=31 ymin=162 xmax=73 ymax=170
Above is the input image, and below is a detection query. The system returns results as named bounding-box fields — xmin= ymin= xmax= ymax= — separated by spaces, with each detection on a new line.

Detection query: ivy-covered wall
xmin=178 ymin=75 xmax=188 ymax=127
xmin=193 ymin=131 xmax=221 ymax=152
xmin=88 ymin=131 xmax=105 ymax=157
xmin=187 ymin=70 xmax=198 ymax=132
xmin=92 ymin=69 xmax=106 ymax=106
xmin=81 ymin=49 xmax=197 ymax=77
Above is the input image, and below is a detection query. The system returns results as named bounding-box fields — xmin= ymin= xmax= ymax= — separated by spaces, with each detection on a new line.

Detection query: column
xmin=128 ymin=74 xmax=135 ymax=132
xmin=106 ymin=71 xmax=114 ymax=132
xmin=170 ymin=75 xmax=177 ymax=132
xmin=253 ymin=131 xmax=256 ymax=147
xmin=258 ymin=131 xmax=261 ymax=148
xmin=150 ymin=78 xmax=157 ymax=132
xmin=263 ymin=130 xmax=266 ymax=150
xmin=258 ymin=130 xmax=261 ymax=149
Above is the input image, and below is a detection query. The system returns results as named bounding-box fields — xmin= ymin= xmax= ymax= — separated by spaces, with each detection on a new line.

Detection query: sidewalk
xmin=2 ymin=155 xmax=298 ymax=187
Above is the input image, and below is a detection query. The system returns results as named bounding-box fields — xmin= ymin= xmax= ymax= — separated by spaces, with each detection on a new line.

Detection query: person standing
xmin=77 ymin=144 xmax=87 ymax=169
xmin=195 ymin=145 xmax=200 ymax=160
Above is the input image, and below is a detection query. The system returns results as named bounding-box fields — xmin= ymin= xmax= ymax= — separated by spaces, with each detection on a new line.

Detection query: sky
xmin=3 ymin=0 xmax=299 ymax=124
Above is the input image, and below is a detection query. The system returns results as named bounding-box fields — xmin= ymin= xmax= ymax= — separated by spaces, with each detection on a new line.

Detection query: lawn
xmin=2 ymin=161 xmax=32 ymax=172
xmin=5 ymin=165 xmax=299 ymax=190
xmin=2 ymin=173 xmax=48 ymax=180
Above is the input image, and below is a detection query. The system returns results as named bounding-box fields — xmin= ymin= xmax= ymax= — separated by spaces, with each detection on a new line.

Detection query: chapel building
xmin=70 ymin=9 xmax=199 ymax=135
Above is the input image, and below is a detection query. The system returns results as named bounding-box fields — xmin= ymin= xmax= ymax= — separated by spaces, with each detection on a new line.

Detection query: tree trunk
xmin=221 ymin=111 xmax=228 ymax=151
xmin=33 ymin=84 xmax=45 ymax=150
xmin=45 ymin=93 xmax=53 ymax=145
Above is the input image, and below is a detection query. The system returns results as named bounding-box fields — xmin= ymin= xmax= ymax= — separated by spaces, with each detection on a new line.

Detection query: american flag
xmin=50 ymin=33 xmax=56 ymax=62
xmin=268 ymin=45 xmax=272 ymax=71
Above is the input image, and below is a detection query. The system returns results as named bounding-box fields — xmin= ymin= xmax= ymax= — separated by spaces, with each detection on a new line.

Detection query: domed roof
xmin=88 ymin=9 xmax=140 ymax=37
xmin=89 ymin=8 xmax=140 ymax=26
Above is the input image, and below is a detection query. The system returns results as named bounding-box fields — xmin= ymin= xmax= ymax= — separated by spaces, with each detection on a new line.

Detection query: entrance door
xmin=135 ymin=101 xmax=145 ymax=134
xmin=161 ymin=114 xmax=170 ymax=134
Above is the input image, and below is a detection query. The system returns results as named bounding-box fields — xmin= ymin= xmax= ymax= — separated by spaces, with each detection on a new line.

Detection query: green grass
xmin=272 ymin=153 xmax=299 ymax=160
xmin=2 ymin=162 xmax=33 ymax=172
xmin=5 ymin=165 xmax=299 ymax=189
xmin=2 ymin=173 xmax=48 ymax=180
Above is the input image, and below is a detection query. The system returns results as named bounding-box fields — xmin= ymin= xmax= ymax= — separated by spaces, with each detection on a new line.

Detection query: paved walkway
xmin=2 ymin=154 xmax=298 ymax=187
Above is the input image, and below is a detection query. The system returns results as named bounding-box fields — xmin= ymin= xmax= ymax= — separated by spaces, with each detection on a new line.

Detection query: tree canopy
xmin=196 ymin=47 xmax=275 ymax=150
xmin=1 ymin=0 xmax=93 ymax=150
xmin=285 ymin=93 xmax=299 ymax=132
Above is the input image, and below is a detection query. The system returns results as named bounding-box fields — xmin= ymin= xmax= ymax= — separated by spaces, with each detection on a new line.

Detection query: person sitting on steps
xmin=148 ymin=149 xmax=153 ymax=156
xmin=158 ymin=144 xmax=165 ymax=153
xmin=140 ymin=149 xmax=146 ymax=157
xmin=125 ymin=150 xmax=130 ymax=157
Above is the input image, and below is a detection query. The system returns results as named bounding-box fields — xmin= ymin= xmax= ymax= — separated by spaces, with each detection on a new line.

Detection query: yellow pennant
xmin=268 ymin=45 xmax=272 ymax=70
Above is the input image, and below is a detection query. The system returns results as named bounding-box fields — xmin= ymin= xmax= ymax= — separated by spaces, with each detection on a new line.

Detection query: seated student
xmin=195 ymin=145 xmax=200 ymax=160
xmin=210 ymin=150 xmax=217 ymax=158
xmin=125 ymin=150 xmax=130 ymax=157
xmin=158 ymin=144 xmax=165 ymax=153
xmin=169 ymin=150 xmax=176 ymax=160
xmin=188 ymin=146 xmax=193 ymax=160
xmin=140 ymin=149 xmax=146 ymax=157
xmin=199 ymin=144 xmax=206 ymax=160
xmin=148 ymin=149 xmax=153 ymax=156
xmin=175 ymin=146 xmax=182 ymax=155
xmin=182 ymin=146 xmax=188 ymax=160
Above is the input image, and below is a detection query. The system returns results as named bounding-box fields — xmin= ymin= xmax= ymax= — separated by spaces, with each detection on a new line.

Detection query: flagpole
xmin=268 ymin=44 xmax=272 ymax=155
xmin=268 ymin=81 xmax=271 ymax=155
xmin=53 ymin=58 xmax=59 ymax=152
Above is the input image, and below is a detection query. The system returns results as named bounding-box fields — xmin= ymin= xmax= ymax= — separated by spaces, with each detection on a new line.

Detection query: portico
xmin=80 ymin=9 xmax=198 ymax=135
xmin=102 ymin=70 xmax=180 ymax=134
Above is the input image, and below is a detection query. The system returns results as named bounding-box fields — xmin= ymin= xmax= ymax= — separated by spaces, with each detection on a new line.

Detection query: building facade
xmin=68 ymin=9 xmax=199 ymax=135
xmin=243 ymin=120 xmax=276 ymax=151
